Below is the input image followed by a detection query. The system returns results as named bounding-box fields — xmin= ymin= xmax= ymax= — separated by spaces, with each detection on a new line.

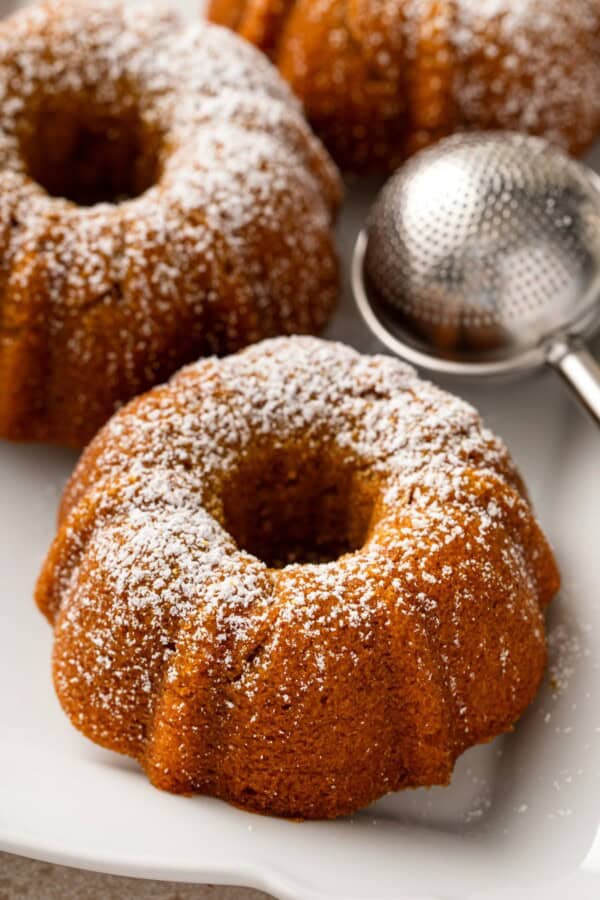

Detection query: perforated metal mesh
xmin=364 ymin=133 xmax=600 ymax=357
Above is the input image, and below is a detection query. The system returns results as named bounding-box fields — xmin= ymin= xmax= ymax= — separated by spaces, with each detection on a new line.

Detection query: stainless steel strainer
xmin=352 ymin=132 xmax=600 ymax=426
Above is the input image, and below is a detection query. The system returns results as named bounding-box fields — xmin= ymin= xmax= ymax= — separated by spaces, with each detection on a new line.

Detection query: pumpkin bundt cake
xmin=0 ymin=0 xmax=340 ymax=447
xmin=208 ymin=0 xmax=600 ymax=172
xmin=36 ymin=337 xmax=560 ymax=820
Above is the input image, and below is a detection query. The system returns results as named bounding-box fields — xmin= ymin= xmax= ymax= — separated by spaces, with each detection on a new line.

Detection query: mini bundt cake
xmin=208 ymin=0 xmax=600 ymax=171
xmin=36 ymin=337 xmax=560 ymax=820
xmin=0 ymin=0 xmax=341 ymax=447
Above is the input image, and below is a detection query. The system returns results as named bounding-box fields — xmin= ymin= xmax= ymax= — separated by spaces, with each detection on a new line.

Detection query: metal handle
xmin=547 ymin=338 xmax=600 ymax=428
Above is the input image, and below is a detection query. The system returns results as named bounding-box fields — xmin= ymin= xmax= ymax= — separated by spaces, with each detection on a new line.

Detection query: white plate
xmin=1 ymin=3 xmax=600 ymax=897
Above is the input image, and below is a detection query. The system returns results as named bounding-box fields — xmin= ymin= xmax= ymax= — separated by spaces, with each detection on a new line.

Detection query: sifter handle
xmin=547 ymin=338 xmax=600 ymax=429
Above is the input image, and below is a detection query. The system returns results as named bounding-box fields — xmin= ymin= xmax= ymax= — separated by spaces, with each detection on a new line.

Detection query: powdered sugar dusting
xmin=547 ymin=622 xmax=581 ymax=697
xmin=0 ymin=0 xmax=340 ymax=444
xmin=212 ymin=0 xmax=600 ymax=171
xmin=454 ymin=0 xmax=600 ymax=150
xmin=37 ymin=337 xmax=558 ymax=808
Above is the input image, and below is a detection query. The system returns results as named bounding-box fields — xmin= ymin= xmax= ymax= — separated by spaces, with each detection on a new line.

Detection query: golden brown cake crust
xmin=0 ymin=0 xmax=341 ymax=447
xmin=36 ymin=336 xmax=560 ymax=820
xmin=208 ymin=0 xmax=600 ymax=172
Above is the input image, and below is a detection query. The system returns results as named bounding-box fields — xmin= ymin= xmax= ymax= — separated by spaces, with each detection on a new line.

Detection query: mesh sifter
xmin=352 ymin=132 xmax=600 ymax=426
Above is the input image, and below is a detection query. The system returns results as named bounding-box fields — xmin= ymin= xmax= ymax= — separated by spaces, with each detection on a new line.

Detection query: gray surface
xmin=0 ymin=853 xmax=273 ymax=900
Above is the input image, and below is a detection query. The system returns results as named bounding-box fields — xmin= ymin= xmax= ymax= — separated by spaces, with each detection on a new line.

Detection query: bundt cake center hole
xmin=19 ymin=98 xmax=161 ymax=206
xmin=221 ymin=450 xmax=376 ymax=568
